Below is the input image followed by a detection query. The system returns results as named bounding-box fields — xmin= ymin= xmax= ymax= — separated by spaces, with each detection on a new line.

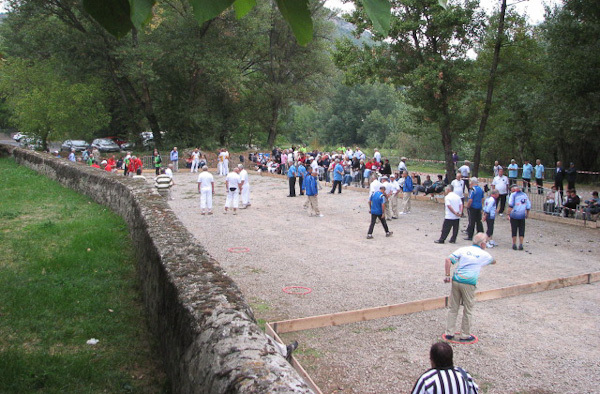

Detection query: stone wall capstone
xmin=0 ymin=144 xmax=312 ymax=394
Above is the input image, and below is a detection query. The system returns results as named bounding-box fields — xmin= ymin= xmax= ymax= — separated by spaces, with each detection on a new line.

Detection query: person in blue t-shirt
xmin=534 ymin=159 xmax=545 ymax=194
xmin=507 ymin=159 xmax=519 ymax=187
xmin=287 ymin=162 xmax=297 ymax=197
xmin=297 ymin=162 xmax=307 ymax=196
xmin=465 ymin=178 xmax=485 ymax=240
xmin=521 ymin=159 xmax=533 ymax=193
xmin=330 ymin=159 xmax=344 ymax=194
xmin=367 ymin=185 xmax=393 ymax=239
xmin=507 ymin=184 xmax=531 ymax=250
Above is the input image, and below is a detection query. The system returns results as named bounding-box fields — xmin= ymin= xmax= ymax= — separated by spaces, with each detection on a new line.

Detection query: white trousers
xmin=223 ymin=160 xmax=229 ymax=175
xmin=191 ymin=160 xmax=199 ymax=172
xmin=241 ymin=184 xmax=250 ymax=205
xmin=225 ymin=189 xmax=239 ymax=208
xmin=200 ymin=189 xmax=212 ymax=210
xmin=217 ymin=162 xmax=223 ymax=175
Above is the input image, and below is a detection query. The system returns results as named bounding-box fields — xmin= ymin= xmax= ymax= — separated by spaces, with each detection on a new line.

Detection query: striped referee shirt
xmin=411 ymin=367 xmax=479 ymax=394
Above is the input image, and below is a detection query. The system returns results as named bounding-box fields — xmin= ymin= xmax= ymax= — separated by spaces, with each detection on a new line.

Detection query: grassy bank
xmin=0 ymin=157 xmax=167 ymax=393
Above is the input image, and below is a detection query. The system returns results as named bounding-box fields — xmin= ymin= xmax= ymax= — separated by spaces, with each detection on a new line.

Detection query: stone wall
xmin=0 ymin=144 xmax=312 ymax=394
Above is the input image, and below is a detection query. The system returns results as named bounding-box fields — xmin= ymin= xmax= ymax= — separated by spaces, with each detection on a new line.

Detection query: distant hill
xmin=330 ymin=15 xmax=376 ymax=46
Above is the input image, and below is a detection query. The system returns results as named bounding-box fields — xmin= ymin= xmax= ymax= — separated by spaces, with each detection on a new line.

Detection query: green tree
xmin=341 ymin=0 xmax=484 ymax=179
xmin=0 ymin=59 xmax=110 ymax=150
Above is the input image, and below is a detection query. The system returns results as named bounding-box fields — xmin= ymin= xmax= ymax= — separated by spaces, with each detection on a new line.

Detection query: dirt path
xmin=168 ymin=169 xmax=600 ymax=394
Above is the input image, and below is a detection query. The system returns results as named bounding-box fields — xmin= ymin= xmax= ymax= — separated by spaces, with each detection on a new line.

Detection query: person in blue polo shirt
xmin=297 ymin=162 xmax=307 ymax=196
xmin=507 ymin=159 xmax=519 ymax=187
xmin=521 ymin=159 xmax=533 ymax=193
xmin=507 ymin=184 xmax=531 ymax=250
xmin=534 ymin=159 xmax=545 ymax=194
xmin=302 ymin=168 xmax=322 ymax=217
xmin=287 ymin=162 xmax=297 ymax=197
xmin=330 ymin=159 xmax=344 ymax=194
xmin=464 ymin=177 xmax=485 ymax=240
xmin=367 ymin=185 xmax=393 ymax=239
xmin=444 ymin=233 xmax=496 ymax=342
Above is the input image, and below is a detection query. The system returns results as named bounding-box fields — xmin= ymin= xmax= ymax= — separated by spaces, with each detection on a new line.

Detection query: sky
xmin=324 ymin=0 xmax=564 ymax=25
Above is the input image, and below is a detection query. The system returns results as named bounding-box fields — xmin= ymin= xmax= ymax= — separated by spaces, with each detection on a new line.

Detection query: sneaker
xmin=499 ymin=213 xmax=504 ymax=217
xmin=519 ymin=244 xmax=524 ymax=250
xmin=486 ymin=241 xmax=494 ymax=248
xmin=223 ymin=210 xmax=228 ymax=214
xmin=386 ymin=232 xmax=393 ymax=237
xmin=512 ymin=244 xmax=517 ymax=250
xmin=208 ymin=212 xmax=213 ymax=215
xmin=434 ymin=240 xmax=445 ymax=244
xmin=459 ymin=335 xmax=476 ymax=342
xmin=464 ymin=237 xmax=473 ymax=241
xmin=444 ymin=334 xmax=454 ymax=340
xmin=201 ymin=212 xmax=206 ymax=215
xmin=399 ymin=212 xmax=406 ymax=215
xmin=490 ymin=240 xmax=498 ymax=246
xmin=449 ymin=240 xmax=456 ymax=244
xmin=367 ymin=234 xmax=373 ymax=239
xmin=391 ymin=216 xmax=398 ymax=219
xmin=233 ymin=211 xmax=237 ymax=215
xmin=317 ymin=214 xmax=324 ymax=217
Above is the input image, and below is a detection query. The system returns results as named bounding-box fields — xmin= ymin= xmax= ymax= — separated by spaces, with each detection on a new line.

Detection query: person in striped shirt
xmin=411 ymin=342 xmax=479 ymax=394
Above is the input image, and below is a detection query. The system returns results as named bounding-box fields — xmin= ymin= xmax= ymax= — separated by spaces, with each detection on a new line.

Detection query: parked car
xmin=19 ymin=135 xmax=43 ymax=150
xmin=106 ymin=136 xmax=128 ymax=147
xmin=12 ymin=132 xmax=25 ymax=142
xmin=61 ymin=139 xmax=89 ymax=152
xmin=91 ymin=138 xmax=121 ymax=152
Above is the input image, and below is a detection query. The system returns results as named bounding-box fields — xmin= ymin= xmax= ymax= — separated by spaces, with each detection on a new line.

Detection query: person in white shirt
xmin=389 ymin=174 xmax=401 ymax=219
xmin=457 ymin=160 xmax=471 ymax=190
xmin=238 ymin=164 xmax=251 ymax=208
xmin=373 ymin=149 xmax=381 ymax=163
xmin=197 ymin=166 xmax=215 ymax=215
xmin=369 ymin=174 xmax=382 ymax=197
xmin=222 ymin=149 xmax=230 ymax=175
xmin=397 ymin=156 xmax=408 ymax=174
xmin=451 ymin=173 xmax=466 ymax=200
xmin=434 ymin=185 xmax=463 ymax=244
xmin=224 ymin=167 xmax=243 ymax=214
xmin=190 ymin=148 xmax=201 ymax=173
xmin=165 ymin=164 xmax=174 ymax=184
xmin=491 ymin=168 xmax=510 ymax=215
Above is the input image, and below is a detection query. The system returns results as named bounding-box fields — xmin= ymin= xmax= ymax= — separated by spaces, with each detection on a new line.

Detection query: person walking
xmin=434 ymin=185 xmax=463 ymax=244
xmin=444 ymin=233 xmax=496 ymax=342
xmin=411 ymin=342 xmax=480 ymax=394
xmin=507 ymin=184 xmax=531 ymax=250
xmin=367 ymin=185 xmax=393 ymax=239
xmin=224 ymin=167 xmax=242 ymax=214
xmin=238 ymin=164 xmax=251 ymax=208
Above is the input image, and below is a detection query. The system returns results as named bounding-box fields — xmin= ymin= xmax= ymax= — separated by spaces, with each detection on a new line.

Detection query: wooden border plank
xmin=271 ymin=272 xmax=600 ymax=334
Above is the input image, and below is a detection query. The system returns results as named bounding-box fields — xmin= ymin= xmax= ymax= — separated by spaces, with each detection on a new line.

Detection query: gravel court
xmin=168 ymin=169 xmax=600 ymax=393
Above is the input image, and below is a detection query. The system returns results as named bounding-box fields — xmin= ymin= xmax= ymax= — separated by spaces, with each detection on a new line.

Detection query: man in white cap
xmin=464 ymin=177 xmax=484 ymax=241
xmin=389 ymin=174 xmax=401 ymax=219
xmin=397 ymin=156 xmax=408 ymax=175
xmin=238 ymin=164 xmax=251 ymax=208
xmin=197 ymin=166 xmax=214 ymax=215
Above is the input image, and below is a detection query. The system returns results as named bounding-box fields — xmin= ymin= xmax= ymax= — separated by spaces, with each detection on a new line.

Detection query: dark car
xmin=91 ymin=138 xmax=121 ymax=152
xmin=61 ymin=139 xmax=89 ymax=152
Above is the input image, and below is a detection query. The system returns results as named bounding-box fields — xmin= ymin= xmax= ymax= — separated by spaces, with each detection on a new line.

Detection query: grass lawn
xmin=0 ymin=157 xmax=168 ymax=393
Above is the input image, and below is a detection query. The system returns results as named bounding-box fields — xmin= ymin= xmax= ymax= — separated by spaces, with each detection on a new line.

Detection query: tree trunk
xmin=473 ymin=0 xmax=507 ymax=177
xmin=266 ymin=99 xmax=279 ymax=149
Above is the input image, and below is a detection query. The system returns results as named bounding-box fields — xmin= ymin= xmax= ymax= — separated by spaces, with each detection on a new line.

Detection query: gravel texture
xmin=168 ymin=169 xmax=600 ymax=394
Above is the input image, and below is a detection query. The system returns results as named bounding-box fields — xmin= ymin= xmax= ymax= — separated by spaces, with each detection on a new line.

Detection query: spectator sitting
xmin=562 ymin=189 xmax=580 ymax=217
xmin=424 ymin=175 xmax=445 ymax=195
xmin=544 ymin=185 xmax=561 ymax=215
xmin=583 ymin=191 xmax=600 ymax=220
xmin=414 ymin=175 xmax=433 ymax=195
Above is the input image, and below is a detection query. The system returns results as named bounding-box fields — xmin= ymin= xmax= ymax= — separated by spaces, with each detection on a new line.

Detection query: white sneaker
xmin=317 ymin=214 xmax=324 ymax=217
xmin=486 ymin=242 xmax=494 ymax=248
xmin=491 ymin=240 xmax=498 ymax=246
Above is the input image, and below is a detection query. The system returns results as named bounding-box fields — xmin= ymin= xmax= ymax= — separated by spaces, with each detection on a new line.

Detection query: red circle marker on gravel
xmin=282 ymin=286 xmax=312 ymax=295
xmin=442 ymin=333 xmax=479 ymax=345
xmin=228 ymin=247 xmax=250 ymax=253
